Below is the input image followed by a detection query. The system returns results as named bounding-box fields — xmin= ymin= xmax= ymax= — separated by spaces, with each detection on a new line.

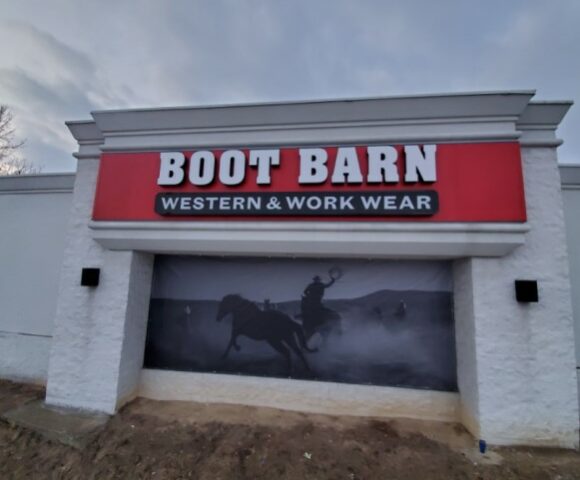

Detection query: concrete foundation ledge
xmin=138 ymin=369 xmax=460 ymax=422
xmin=2 ymin=400 xmax=109 ymax=449
xmin=480 ymin=427 xmax=580 ymax=450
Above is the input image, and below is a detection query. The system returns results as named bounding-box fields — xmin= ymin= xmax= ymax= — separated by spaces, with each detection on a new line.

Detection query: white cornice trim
xmin=518 ymin=136 xmax=564 ymax=148
xmin=560 ymin=165 xmax=580 ymax=187
xmin=0 ymin=174 xmax=75 ymax=193
xmin=517 ymin=101 xmax=573 ymax=127
xmin=98 ymin=131 xmax=522 ymax=153
xmin=91 ymin=91 xmax=535 ymax=134
xmin=517 ymin=102 xmax=573 ymax=148
xmin=66 ymin=120 xmax=104 ymax=144
xmin=95 ymin=89 xmax=537 ymax=114
xmin=89 ymin=220 xmax=528 ymax=258
xmin=102 ymin=115 xmax=521 ymax=133
xmin=64 ymin=91 xmax=574 ymax=156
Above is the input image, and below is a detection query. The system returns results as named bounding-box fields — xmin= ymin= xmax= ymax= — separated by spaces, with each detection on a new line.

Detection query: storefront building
xmin=4 ymin=91 xmax=579 ymax=448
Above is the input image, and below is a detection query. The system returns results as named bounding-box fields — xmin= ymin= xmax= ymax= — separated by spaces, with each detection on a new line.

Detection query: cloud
xmin=0 ymin=22 xmax=94 ymax=88
xmin=477 ymin=2 xmax=580 ymax=162
xmin=0 ymin=20 xmax=138 ymax=171
xmin=0 ymin=1 xmax=579 ymax=170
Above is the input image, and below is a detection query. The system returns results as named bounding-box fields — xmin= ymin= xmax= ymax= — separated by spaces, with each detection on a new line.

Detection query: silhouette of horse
xmin=298 ymin=302 xmax=342 ymax=342
xmin=216 ymin=294 xmax=317 ymax=372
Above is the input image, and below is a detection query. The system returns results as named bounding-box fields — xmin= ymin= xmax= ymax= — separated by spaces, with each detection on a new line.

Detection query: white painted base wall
xmin=139 ymin=369 xmax=460 ymax=422
xmin=0 ymin=332 xmax=51 ymax=383
xmin=0 ymin=174 xmax=73 ymax=384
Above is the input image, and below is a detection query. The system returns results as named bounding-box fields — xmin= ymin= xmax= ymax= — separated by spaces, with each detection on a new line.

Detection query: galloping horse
xmin=216 ymin=294 xmax=317 ymax=372
xmin=299 ymin=303 xmax=342 ymax=342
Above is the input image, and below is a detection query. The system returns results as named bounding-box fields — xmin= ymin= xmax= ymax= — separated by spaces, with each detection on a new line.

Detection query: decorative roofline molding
xmin=65 ymin=91 xmax=573 ymax=153
xmin=90 ymin=92 xmax=534 ymax=134
xmin=0 ymin=173 xmax=75 ymax=194
xmin=560 ymin=165 xmax=580 ymax=187
xmin=517 ymin=102 xmax=573 ymax=147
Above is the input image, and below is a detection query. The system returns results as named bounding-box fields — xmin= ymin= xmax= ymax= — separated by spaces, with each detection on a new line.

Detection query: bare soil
xmin=1 ymin=380 xmax=579 ymax=479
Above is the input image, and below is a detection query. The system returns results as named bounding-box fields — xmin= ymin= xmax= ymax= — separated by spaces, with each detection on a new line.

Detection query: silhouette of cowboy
xmin=299 ymin=267 xmax=343 ymax=340
xmin=302 ymin=275 xmax=336 ymax=310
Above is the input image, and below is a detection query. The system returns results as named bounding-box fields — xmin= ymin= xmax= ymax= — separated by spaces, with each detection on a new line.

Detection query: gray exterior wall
xmin=561 ymin=165 xmax=580 ymax=386
xmin=0 ymin=174 xmax=74 ymax=382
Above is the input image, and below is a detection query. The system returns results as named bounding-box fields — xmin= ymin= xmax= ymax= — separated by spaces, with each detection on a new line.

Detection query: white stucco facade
xmin=454 ymin=146 xmax=579 ymax=446
xmin=44 ymin=158 xmax=155 ymax=412
xmin=0 ymin=91 xmax=574 ymax=448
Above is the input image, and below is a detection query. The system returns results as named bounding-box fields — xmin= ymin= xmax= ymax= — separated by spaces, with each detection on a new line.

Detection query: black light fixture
xmin=515 ymin=280 xmax=538 ymax=303
xmin=81 ymin=268 xmax=100 ymax=287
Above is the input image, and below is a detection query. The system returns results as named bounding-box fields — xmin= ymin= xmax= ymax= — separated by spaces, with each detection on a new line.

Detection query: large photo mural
xmin=144 ymin=256 xmax=457 ymax=392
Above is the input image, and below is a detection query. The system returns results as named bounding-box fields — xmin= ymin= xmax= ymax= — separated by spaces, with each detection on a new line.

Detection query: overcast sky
xmin=0 ymin=0 xmax=579 ymax=172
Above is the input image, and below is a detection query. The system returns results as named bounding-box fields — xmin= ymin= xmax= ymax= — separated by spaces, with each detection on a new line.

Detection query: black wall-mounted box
xmin=81 ymin=268 xmax=100 ymax=287
xmin=515 ymin=280 xmax=538 ymax=303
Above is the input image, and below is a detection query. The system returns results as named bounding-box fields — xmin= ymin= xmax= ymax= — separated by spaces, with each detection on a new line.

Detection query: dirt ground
xmin=1 ymin=380 xmax=579 ymax=479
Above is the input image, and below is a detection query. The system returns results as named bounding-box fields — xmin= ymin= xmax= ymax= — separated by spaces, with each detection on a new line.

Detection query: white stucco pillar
xmin=45 ymin=143 xmax=154 ymax=414
xmin=455 ymin=147 xmax=579 ymax=448
xmin=453 ymin=258 xmax=480 ymax=435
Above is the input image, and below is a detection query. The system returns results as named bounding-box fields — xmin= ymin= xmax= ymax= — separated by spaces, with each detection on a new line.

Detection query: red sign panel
xmin=93 ymin=142 xmax=526 ymax=222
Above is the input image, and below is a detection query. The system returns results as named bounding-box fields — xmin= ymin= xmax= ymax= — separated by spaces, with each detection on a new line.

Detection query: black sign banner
xmin=144 ymin=256 xmax=457 ymax=392
xmin=155 ymin=190 xmax=438 ymax=216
